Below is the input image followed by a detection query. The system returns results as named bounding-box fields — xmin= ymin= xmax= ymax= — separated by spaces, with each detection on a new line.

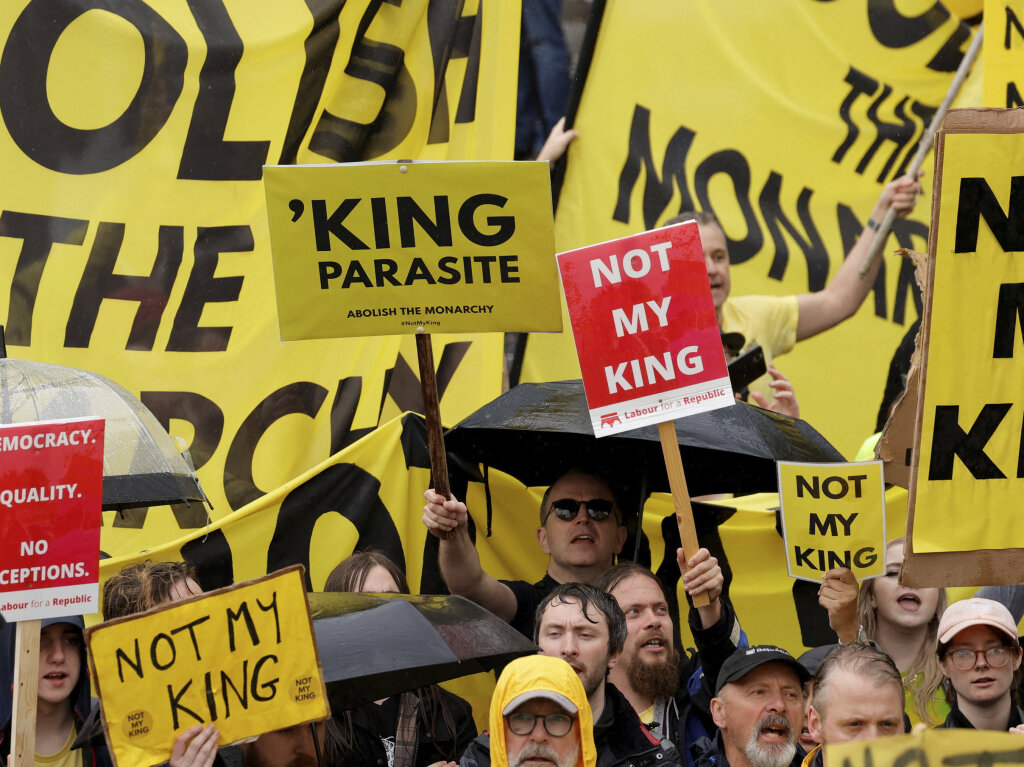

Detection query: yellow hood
xmin=488 ymin=655 xmax=596 ymax=767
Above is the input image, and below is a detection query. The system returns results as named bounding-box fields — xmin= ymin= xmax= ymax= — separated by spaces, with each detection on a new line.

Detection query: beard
xmin=577 ymin=653 xmax=612 ymax=699
xmin=743 ymin=713 xmax=796 ymax=767
xmin=509 ymin=740 xmax=581 ymax=767
xmin=623 ymin=636 xmax=680 ymax=702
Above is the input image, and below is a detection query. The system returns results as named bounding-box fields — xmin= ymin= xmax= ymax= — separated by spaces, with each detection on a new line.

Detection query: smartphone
xmin=728 ymin=344 xmax=767 ymax=394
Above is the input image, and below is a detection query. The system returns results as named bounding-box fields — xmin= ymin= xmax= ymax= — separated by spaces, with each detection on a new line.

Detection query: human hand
xmin=679 ymin=547 xmax=724 ymax=602
xmin=422 ymin=489 xmax=468 ymax=538
xmin=536 ymin=117 xmax=579 ymax=167
xmin=819 ymin=568 xmax=860 ymax=643
xmin=1009 ymin=724 xmax=1024 ymax=735
xmin=749 ymin=365 xmax=799 ymax=418
xmin=874 ymin=172 xmax=922 ymax=221
xmin=169 ymin=725 xmax=219 ymax=767
xmin=425 ymin=762 xmax=458 ymax=767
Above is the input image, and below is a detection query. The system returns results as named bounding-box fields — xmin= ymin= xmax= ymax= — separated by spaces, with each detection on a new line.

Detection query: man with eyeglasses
xmin=460 ymin=654 xmax=596 ymax=767
xmin=935 ymin=598 xmax=1024 ymax=732
xmin=424 ymin=470 xmax=724 ymax=639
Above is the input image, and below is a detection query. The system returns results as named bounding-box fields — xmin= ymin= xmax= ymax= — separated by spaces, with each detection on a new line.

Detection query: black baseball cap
xmin=716 ymin=645 xmax=811 ymax=694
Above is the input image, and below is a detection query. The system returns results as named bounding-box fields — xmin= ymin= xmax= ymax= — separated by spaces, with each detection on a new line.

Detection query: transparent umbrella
xmin=0 ymin=343 xmax=207 ymax=511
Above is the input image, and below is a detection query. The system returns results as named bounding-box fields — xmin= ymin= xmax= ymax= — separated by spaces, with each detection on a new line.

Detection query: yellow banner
xmin=826 ymin=727 xmax=1024 ymax=767
xmin=264 ymin=161 xmax=561 ymax=338
xmin=0 ymin=0 xmax=520 ymax=554
xmin=911 ymin=119 xmax=1024 ymax=558
xmin=527 ymin=0 xmax=977 ymax=457
xmin=983 ymin=0 xmax=1024 ymax=106
xmin=87 ymin=567 xmax=327 ymax=767
xmin=778 ymin=461 xmax=885 ymax=582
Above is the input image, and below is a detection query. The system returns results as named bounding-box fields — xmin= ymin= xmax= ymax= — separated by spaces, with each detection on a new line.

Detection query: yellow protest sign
xmin=777 ymin=461 xmax=885 ymax=582
xmin=906 ymin=109 xmax=1024 ymax=586
xmin=263 ymin=161 xmax=561 ymax=339
xmin=86 ymin=566 xmax=327 ymax=767
xmin=826 ymin=726 xmax=1024 ymax=767
xmin=524 ymin=0 xmax=976 ymax=458
xmin=983 ymin=1 xmax=1024 ymax=107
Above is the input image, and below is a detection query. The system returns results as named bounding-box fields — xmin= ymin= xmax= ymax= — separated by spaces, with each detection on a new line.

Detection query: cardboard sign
xmin=0 ymin=418 xmax=103 ymax=620
xmin=983 ymin=1 xmax=1024 ymax=108
xmin=86 ymin=566 xmax=328 ymax=767
xmin=777 ymin=461 xmax=885 ymax=582
xmin=905 ymin=109 xmax=1024 ymax=587
xmin=263 ymin=161 xmax=562 ymax=339
xmin=826 ymin=726 xmax=1024 ymax=767
xmin=556 ymin=222 xmax=732 ymax=435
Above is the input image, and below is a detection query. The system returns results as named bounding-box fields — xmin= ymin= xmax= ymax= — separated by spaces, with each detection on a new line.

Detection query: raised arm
xmin=818 ymin=567 xmax=860 ymax=643
xmin=795 ymin=173 xmax=920 ymax=342
xmin=422 ymin=489 xmax=518 ymax=621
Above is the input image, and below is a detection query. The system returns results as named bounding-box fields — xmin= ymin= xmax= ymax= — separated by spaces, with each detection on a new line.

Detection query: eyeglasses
xmin=947 ymin=646 xmax=1014 ymax=670
xmin=505 ymin=712 xmax=576 ymax=737
xmin=546 ymin=498 xmax=615 ymax=523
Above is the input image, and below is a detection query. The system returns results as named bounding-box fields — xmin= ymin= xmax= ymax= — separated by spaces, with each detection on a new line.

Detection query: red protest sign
xmin=0 ymin=418 xmax=104 ymax=620
xmin=557 ymin=222 xmax=732 ymax=435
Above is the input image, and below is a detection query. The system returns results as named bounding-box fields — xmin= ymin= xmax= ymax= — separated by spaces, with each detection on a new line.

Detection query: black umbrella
xmin=444 ymin=379 xmax=844 ymax=501
xmin=308 ymin=592 xmax=537 ymax=713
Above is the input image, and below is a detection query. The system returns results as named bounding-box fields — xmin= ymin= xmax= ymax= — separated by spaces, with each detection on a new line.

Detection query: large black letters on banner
xmin=64 ymin=224 xmax=182 ymax=351
xmin=0 ymin=0 xmax=187 ymax=174
xmin=177 ymin=0 xmax=270 ymax=180
xmin=928 ymin=404 xmax=1012 ymax=481
xmin=866 ymin=0 xmax=970 ymax=73
xmin=0 ymin=211 xmax=88 ymax=347
xmin=955 ymin=177 xmax=1024 ymax=254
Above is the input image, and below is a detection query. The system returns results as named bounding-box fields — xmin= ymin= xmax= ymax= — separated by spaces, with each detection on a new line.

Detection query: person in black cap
xmin=693 ymin=645 xmax=809 ymax=767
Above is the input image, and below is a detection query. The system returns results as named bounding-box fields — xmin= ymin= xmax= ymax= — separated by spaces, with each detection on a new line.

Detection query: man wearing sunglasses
xmin=423 ymin=471 xmax=630 ymax=638
xmin=459 ymin=654 xmax=596 ymax=767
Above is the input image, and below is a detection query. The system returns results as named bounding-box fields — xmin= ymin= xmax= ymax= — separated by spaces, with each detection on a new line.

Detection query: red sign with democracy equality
xmin=557 ymin=221 xmax=733 ymax=436
xmin=0 ymin=418 xmax=103 ymax=621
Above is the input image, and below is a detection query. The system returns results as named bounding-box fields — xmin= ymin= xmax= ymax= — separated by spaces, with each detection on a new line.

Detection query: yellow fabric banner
xmin=264 ymin=160 xmax=560 ymax=338
xmin=87 ymin=567 xmax=327 ymax=767
xmin=777 ymin=461 xmax=886 ymax=582
xmin=0 ymin=0 xmax=520 ymax=556
xmin=527 ymin=0 xmax=978 ymax=457
xmin=826 ymin=727 xmax=1024 ymax=767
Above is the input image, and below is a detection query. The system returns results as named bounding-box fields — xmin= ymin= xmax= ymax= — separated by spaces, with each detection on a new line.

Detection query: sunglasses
xmin=546 ymin=498 xmax=615 ymax=522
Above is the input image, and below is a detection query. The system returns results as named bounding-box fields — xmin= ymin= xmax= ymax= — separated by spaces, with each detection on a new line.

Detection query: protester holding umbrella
xmin=423 ymin=471 xmax=725 ymax=640
xmin=322 ymin=550 xmax=477 ymax=767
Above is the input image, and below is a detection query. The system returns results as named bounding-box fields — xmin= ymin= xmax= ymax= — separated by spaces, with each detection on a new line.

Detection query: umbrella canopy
xmin=309 ymin=592 xmax=537 ymax=713
xmin=0 ymin=358 xmax=207 ymax=510
xmin=444 ymin=379 xmax=844 ymax=500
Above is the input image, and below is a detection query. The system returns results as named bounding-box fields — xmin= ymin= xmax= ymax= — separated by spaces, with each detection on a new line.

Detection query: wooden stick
xmin=12 ymin=619 xmax=40 ymax=767
xmin=657 ymin=421 xmax=709 ymax=608
xmin=416 ymin=333 xmax=455 ymax=540
xmin=859 ymin=22 xmax=984 ymax=277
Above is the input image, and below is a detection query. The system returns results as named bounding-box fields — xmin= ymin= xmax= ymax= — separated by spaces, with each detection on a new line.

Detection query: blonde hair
xmin=857 ymin=538 xmax=948 ymax=725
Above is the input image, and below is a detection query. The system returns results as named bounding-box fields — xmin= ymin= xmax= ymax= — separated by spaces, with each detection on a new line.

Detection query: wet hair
xmin=856 ymin=538 xmax=948 ymax=725
xmin=812 ymin=643 xmax=904 ymax=724
xmin=535 ymin=582 xmax=627 ymax=655
xmin=324 ymin=549 xmax=410 ymax=594
xmin=593 ymin=561 xmax=667 ymax=602
xmin=321 ymin=550 xmax=467 ymax=762
xmin=666 ymin=210 xmax=720 ymax=228
xmin=538 ymin=470 xmax=623 ymax=526
xmin=102 ymin=561 xmax=199 ymax=620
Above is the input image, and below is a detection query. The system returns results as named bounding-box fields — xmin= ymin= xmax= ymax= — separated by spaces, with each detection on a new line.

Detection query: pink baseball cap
xmin=937 ymin=598 xmax=1019 ymax=645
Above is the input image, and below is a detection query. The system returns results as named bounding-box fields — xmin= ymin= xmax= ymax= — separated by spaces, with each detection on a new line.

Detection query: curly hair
xmin=102 ymin=561 xmax=200 ymax=620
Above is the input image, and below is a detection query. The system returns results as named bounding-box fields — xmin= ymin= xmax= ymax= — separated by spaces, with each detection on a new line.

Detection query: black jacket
xmin=938 ymin=700 xmax=1024 ymax=730
xmin=595 ymin=683 xmax=680 ymax=767
xmin=691 ymin=732 xmax=802 ymax=767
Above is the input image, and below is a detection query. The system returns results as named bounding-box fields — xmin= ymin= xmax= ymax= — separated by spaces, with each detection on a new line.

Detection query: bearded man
xmin=595 ymin=562 xmax=740 ymax=766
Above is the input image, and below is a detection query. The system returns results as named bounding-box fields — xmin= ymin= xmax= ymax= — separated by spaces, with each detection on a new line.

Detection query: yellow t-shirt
xmin=719 ymin=294 xmax=800 ymax=396
xmin=904 ymin=672 xmax=951 ymax=728
xmin=36 ymin=726 xmax=81 ymax=767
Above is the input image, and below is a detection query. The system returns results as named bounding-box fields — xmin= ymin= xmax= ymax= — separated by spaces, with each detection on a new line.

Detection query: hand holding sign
xmin=817 ymin=568 xmax=860 ymax=643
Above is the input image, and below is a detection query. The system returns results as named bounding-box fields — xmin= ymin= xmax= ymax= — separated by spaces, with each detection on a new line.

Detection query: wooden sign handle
xmin=416 ymin=333 xmax=455 ymax=540
xmin=12 ymin=619 xmax=40 ymax=767
xmin=657 ymin=421 xmax=709 ymax=608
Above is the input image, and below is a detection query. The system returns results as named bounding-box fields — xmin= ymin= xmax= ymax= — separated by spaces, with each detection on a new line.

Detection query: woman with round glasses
xmin=936 ymin=598 xmax=1024 ymax=731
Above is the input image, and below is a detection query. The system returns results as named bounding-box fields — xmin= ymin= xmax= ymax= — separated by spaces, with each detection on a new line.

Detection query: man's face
xmin=504 ymin=699 xmax=581 ymax=767
xmin=38 ymin=622 xmax=82 ymax=706
xmin=698 ymin=223 xmax=731 ymax=310
xmin=537 ymin=598 xmax=618 ymax=699
xmin=808 ymin=668 xmax=903 ymax=746
xmin=711 ymin=664 xmax=803 ymax=767
xmin=537 ymin=474 xmax=626 ymax=571
xmin=940 ymin=625 xmax=1022 ymax=710
xmin=609 ymin=574 xmax=679 ymax=701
